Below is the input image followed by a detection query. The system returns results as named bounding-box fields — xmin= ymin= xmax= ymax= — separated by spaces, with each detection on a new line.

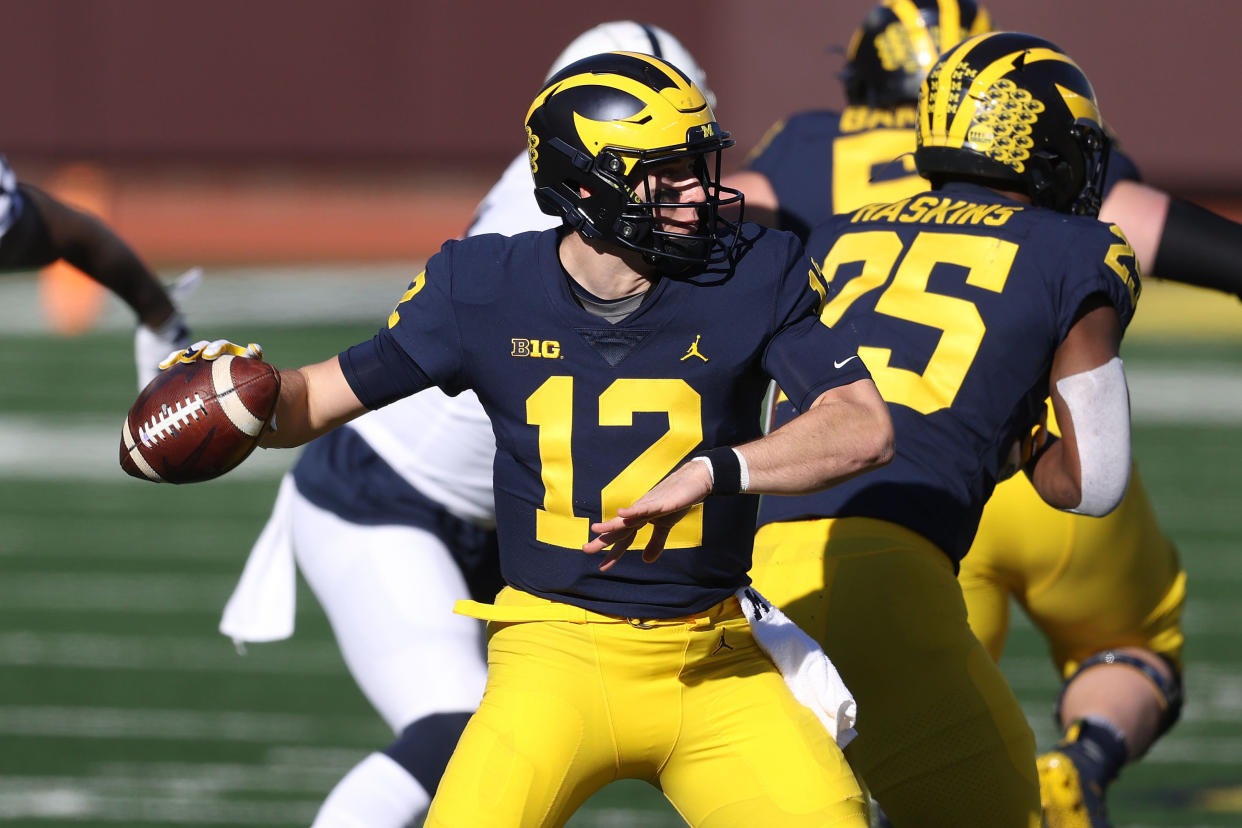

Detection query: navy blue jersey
xmin=344 ymin=226 xmax=871 ymax=618
xmin=757 ymin=183 xmax=1140 ymax=563
xmin=743 ymin=107 xmax=1142 ymax=242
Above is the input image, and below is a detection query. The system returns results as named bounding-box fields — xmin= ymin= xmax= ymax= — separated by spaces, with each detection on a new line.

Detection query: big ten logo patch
xmin=512 ymin=339 xmax=561 ymax=359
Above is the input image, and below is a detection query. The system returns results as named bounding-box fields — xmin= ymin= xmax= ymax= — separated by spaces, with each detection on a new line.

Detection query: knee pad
xmin=383 ymin=711 xmax=473 ymax=796
xmin=1055 ymin=650 xmax=1183 ymax=745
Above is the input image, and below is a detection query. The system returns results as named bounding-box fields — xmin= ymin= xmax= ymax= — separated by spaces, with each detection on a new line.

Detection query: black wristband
xmin=1152 ymin=198 xmax=1242 ymax=299
xmin=698 ymin=446 xmax=742 ymax=495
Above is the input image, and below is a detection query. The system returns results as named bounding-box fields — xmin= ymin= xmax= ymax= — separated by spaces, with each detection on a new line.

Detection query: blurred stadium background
xmin=1 ymin=1 xmax=1240 ymax=826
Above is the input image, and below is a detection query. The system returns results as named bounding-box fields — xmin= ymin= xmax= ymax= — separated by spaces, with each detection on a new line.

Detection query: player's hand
xmin=999 ymin=405 xmax=1051 ymax=481
xmin=159 ymin=338 xmax=264 ymax=370
xmin=134 ymin=268 xmax=201 ymax=389
xmin=584 ymin=461 xmax=713 ymax=571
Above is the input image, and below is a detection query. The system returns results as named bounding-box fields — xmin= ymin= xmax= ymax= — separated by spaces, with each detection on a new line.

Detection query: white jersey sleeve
xmin=0 ymin=155 xmax=19 ymax=243
xmin=347 ymin=387 xmax=498 ymax=525
xmin=339 ymin=150 xmax=558 ymax=523
xmin=463 ymin=153 xmax=560 ymax=238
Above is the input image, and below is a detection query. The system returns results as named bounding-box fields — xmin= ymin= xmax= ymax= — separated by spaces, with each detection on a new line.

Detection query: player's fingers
xmin=641 ymin=525 xmax=672 ymax=564
xmin=159 ymin=340 xmax=208 ymax=370
xmin=583 ymin=523 xmax=636 ymax=554
xmin=590 ymin=515 xmax=641 ymax=536
xmin=598 ymin=534 xmax=635 ymax=572
xmin=202 ymin=339 xmax=264 ymax=360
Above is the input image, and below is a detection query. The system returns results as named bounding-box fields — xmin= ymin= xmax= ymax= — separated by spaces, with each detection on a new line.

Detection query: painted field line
xmin=0 ymin=415 xmax=297 ymax=481
xmin=0 ymin=365 xmax=1238 ymax=482
xmin=0 ymin=764 xmax=339 ymax=796
xmin=0 ymin=631 xmax=343 ymax=674
xmin=0 ymin=787 xmax=318 ymax=824
xmin=0 ymin=266 xmax=419 ymax=333
xmin=0 ymin=573 xmax=252 ymax=613
xmin=0 ymin=705 xmax=376 ymax=745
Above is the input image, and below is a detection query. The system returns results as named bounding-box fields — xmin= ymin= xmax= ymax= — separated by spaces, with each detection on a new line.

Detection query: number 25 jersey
xmin=757 ymin=182 xmax=1140 ymax=563
xmin=364 ymin=226 xmax=870 ymax=618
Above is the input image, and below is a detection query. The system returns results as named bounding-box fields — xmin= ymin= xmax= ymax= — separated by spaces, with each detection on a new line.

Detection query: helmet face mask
xmin=526 ymin=51 xmax=744 ymax=274
xmin=842 ymin=0 xmax=993 ymax=108
xmin=914 ymin=32 xmax=1112 ymax=216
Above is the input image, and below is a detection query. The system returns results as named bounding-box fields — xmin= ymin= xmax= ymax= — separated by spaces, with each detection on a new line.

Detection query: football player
xmin=219 ymin=23 xmax=729 ymax=828
xmin=749 ymin=31 xmax=1140 ymax=826
xmin=727 ymin=3 xmax=1207 ymax=825
xmin=0 ymin=154 xmax=191 ymax=387
xmin=201 ymin=51 xmax=894 ymax=826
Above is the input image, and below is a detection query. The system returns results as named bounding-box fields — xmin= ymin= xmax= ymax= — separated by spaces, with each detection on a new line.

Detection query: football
xmin=119 ymin=356 xmax=281 ymax=483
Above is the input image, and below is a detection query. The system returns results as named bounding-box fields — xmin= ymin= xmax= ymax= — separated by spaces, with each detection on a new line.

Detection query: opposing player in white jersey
xmin=220 ymin=22 xmax=717 ymax=828
xmin=0 ymin=154 xmax=192 ymax=387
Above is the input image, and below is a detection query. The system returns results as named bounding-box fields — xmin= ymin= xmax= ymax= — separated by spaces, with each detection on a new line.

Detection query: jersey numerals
xmin=832 ymin=130 xmax=922 ymax=213
xmin=813 ymin=231 xmax=1018 ymax=414
xmin=526 ymin=377 xmax=704 ymax=550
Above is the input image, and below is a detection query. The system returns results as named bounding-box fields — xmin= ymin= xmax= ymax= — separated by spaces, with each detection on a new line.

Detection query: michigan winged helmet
xmin=525 ymin=51 xmax=743 ymax=272
xmin=914 ymin=31 xmax=1111 ymax=216
xmin=842 ymin=0 xmax=993 ymax=108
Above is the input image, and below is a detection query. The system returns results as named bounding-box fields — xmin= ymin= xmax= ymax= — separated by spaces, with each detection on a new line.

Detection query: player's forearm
xmin=739 ymin=378 xmax=893 ymax=495
xmin=261 ymin=357 xmax=366 ymax=449
xmin=1027 ymin=437 xmax=1081 ymax=511
xmin=20 ymin=184 xmax=176 ymax=327
xmin=1101 ymin=180 xmax=1242 ymax=298
xmin=1152 ymin=197 xmax=1242 ymax=298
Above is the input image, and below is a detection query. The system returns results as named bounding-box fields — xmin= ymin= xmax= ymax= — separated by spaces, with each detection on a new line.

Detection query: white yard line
xmin=0 ymin=415 xmax=298 ymax=481
xmin=0 ymin=631 xmax=343 ymax=674
xmin=0 ymin=706 xmax=375 ymax=744
xmin=0 ymin=366 xmax=1237 ymax=482
xmin=0 ymin=787 xmax=319 ymax=824
xmin=0 ymin=266 xmax=419 ymax=333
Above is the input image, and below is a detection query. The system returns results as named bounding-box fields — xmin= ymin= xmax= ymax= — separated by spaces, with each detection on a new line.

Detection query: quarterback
xmin=179 ymin=52 xmax=892 ymax=826
xmin=220 ymin=23 xmax=722 ymax=828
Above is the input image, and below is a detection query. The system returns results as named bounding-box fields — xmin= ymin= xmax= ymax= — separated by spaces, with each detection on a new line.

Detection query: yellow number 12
xmin=526 ymin=376 xmax=705 ymax=550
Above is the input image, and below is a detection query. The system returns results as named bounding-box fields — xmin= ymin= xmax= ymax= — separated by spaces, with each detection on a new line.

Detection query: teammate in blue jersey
xmin=748 ymin=32 xmax=1140 ymax=827
xmin=725 ymin=3 xmax=1229 ymax=825
xmin=174 ymin=51 xmax=892 ymax=826
xmin=0 ymin=154 xmax=190 ymax=387
xmin=219 ymin=23 xmax=722 ymax=828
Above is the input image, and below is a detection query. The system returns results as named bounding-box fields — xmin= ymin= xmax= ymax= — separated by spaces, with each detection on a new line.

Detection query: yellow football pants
xmin=424 ymin=587 xmax=868 ymax=828
xmin=961 ymin=463 xmax=1186 ymax=677
xmin=752 ymin=517 xmax=1040 ymax=828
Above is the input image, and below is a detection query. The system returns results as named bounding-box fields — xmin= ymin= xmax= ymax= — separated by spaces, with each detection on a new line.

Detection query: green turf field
xmin=0 ymin=274 xmax=1239 ymax=827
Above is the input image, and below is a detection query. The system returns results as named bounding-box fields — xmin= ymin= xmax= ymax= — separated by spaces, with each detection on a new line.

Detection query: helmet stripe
xmin=936 ymin=0 xmax=962 ymax=53
xmin=946 ymin=47 xmax=1080 ymax=144
xmin=927 ymin=35 xmax=979 ymax=137
xmin=888 ymin=0 xmax=939 ymax=74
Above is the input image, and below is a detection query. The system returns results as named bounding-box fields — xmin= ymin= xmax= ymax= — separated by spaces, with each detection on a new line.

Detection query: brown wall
xmin=2 ymin=1 xmax=1238 ymax=263
xmin=2 ymin=0 xmax=1238 ymax=189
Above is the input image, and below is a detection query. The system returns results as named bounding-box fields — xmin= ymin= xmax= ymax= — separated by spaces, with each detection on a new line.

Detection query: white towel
xmin=219 ymin=474 xmax=298 ymax=647
xmin=736 ymin=586 xmax=857 ymax=748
